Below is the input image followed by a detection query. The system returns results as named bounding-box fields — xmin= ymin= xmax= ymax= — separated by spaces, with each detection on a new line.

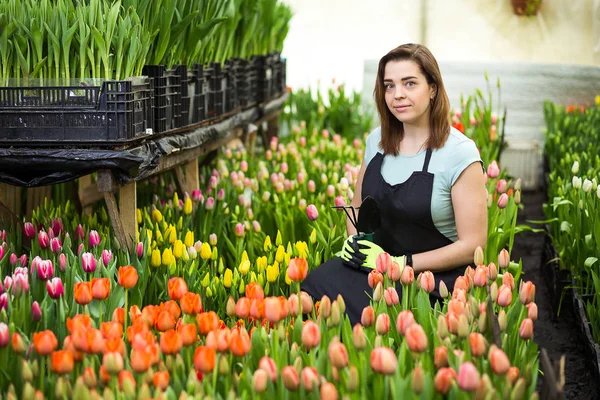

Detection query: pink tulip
xmin=420 ymin=271 xmax=435 ymax=293
xmin=301 ymin=367 xmax=319 ymax=392
xmin=384 ymin=287 xmax=400 ymax=306
xmin=301 ymin=321 xmax=320 ymax=350
xmin=209 ymin=234 xmax=218 ymax=246
xmin=527 ymin=302 xmax=538 ymax=321
xmin=519 ymin=281 xmax=535 ymax=305
xmin=89 ymin=230 xmax=100 ymax=248
xmin=217 ymin=188 xmax=225 ymax=201
xmin=306 ymin=204 xmax=319 ymax=221
xmin=234 ymin=223 xmax=245 ymax=238
xmin=51 ymin=218 xmax=63 ymax=235
xmin=31 ymin=301 xmax=42 ymax=322
xmin=3 ymin=277 xmax=12 ymax=292
xmin=396 ymin=310 xmax=415 ymax=335
xmin=282 ymin=366 xmax=300 ymax=391
xmin=9 ymin=253 xmax=17 ymax=266
xmin=209 ymin=176 xmax=218 ymax=189
xmin=307 ymin=180 xmax=316 ymax=193
xmin=36 ymin=260 xmax=54 ymax=280
xmin=59 ymin=253 xmax=67 ymax=272
xmin=0 ymin=323 xmax=8 ymax=347
xmin=136 ymin=242 xmax=144 ymax=259
xmin=367 ymin=271 xmax=384 ymax=289
xmin=334 ymin=196 xmax=346 ymax=207
xmin=405 ymin=324 xmax=428 ymax=353
xmin=326 ymin=185 xmax=335 ymax=198
xmin=18 ymin=254 xmax=26 ymax=267
xmin=497 ymin=193 xmax=509 ymax=209
xmin=473 ymin=265 xmax=488 ymax=287
xmin=328 ymin=340 xmax=349 ymax=369
xmin=353 ymin=324 xmax=367 ymax=350
xmin=24 ymin=222 xmax=35 ymax=239
xmin=252 ymin=221 xmax=261 ymax=233
xmin=46 ymin=277 xmax=64 ymax=299
xmin=75 ymin=224 xmax=85 ymax=242
xmin=361 ymin=306 xmax=375 ymax=327
xmin=50 ymin=237 xmax=62 ymax=254
xmin=489 ymin=346 xmax=510 ymax=375
xmin=496 ymin=284 xmax=512 ymax=307
xmin=0 ymin=293 xmax=7 ymax=311
xmin=192 ymin=189 xmax=202 ymax=202
xmin=457 ymin=362 xmax=479 ymax=391
xmin=502 ymin=272 xmax=515 ymax=291
xmin=376 ymin=313 xmax=390 ymax=335
xmin=387 ymin=261 xmax=401 ymax=281
xmin=376 ymin=252 xmax=391 ymax=274
xmin=81 ymin=252 xmax=97 ymax=273
xmin=401 ymin=266 xmax=414 ymax=285
xmin=38 ymin=230 xmax=49 ymax=249
xmin=496 ymin=179 xmax=507 ymax=194
xmin=498 ymin=249 xmax=510 ymax=269
xmin=519 ymin=318 xmax=534 ymax=340
xmin=205 ymin=197 xmax=215 ymax=210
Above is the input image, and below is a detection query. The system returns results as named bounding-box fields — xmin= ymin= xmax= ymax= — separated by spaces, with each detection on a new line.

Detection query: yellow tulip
xmin=162 ymin=248 xmax=174 ymax=266
xmin=211 ymin=247 xmax=219 ymax=261
xmin=136 ymin=209 xmax=142 ymax=225
xmin=200 ymin=243 xmax=212 ymax=260
xmin=238 ymin=259 xmax=250 ymax=276
xmin=224 ymin=269 xmax=233 ymax=288
xmin=285 ymin=253 xmax=291 ymax=265
xmin=206 ymin=286 xmax=213 ymax=298
xmin=266 ymin=265 xmax=279 ymax=283
xmin=146 ymin=229 xmax=152 ymax=244
xmin=250 ymin=271 xmax=257 ymax=283
xmin=184 ymin=231 xmax=194 ymax=248
xmin=285 ymin=270 xmax=292 ymax=285
xmin=182 ymin=247 xmax=190 ymax=262
xmin=165 ymin=225 xmax=177 ymax=244
xmin=256 ymin=256 xmax=267 ymax=273
xmin=241 ymin=250 xmax=249 ymax=264
xmin=275 ymin=246 xmax=285 ymax=264
xmin=155 ymin=229 xmax=163 ymax=245
xmin=151 ymin=209 xmax=163 ymax=223
xmin=183 ymin=198 xmax=193 ymax=215
xmin=151 ymin=249 xmax=162 ymax=267
xmin=173 ymin=240 xmax=184 ymax=259
xmin=309 ymin=228 xmax=317 ymax=244
xmin=596 ymin=95 xmax=600 ymax=106
xmin=296 ymin=241 xmax=309 ymax=259
xmin=177 ymin=216 xmax=183 ymax=231
xmin=173 ymin=192 xmax=179 ymax=207
xmin=264 ymin=236 xmax=272 ymax=252
xmin=201 ymin=272 xmax=210 ymax=288
xmin=238 ymin=280 xmax=245 ymax=295
xmin=275 ymin=230 xmax=282 ymax=246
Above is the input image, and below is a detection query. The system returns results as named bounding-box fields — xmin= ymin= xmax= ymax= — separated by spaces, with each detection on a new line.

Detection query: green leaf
xmin=584 ymin=257 xmax=598 ymax=268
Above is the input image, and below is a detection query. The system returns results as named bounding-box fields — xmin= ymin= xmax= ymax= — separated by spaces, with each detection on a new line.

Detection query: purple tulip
xmin=497 ymin=193 xmax=509 ymax=209
xmin=81 ymin=252 xmax=97 ymax=273
xmin=50 ymin=237 xmax=62 ymax=254
xmin=136 ymin=242 xmax=144 ymax=259
xmin=31 ymin=301 xmax=42 ymax=322
xmin=75 ymin=224 xmax=85 ymax=242
xmin=23 ymin=222 xmax=35 ymax=239
xmin=89 ymin=230 xmax=101 ymax=248
xmin=37 ymin=260 xmax=54 ymax=281
xmin=19 ymin=254 xmax=27 ymax=267
xmin=0 ymin=293 xmax=7 ymax=311
xmin=234 ymin=223 xmax=245 ymax=238
xmin=46 ymin=277 xmax=64 ymax=299
xmin=38 ymin=230 xmax=49 ymax=249
xmin=306 ymin=204 xmax=319 ymax=221
xmin=205 ymin=197 xmax=215 ymax=210
xmin=101 ymin=249 xmax=113 ymax=267
xmin=59 ymin=253 xmax=67 ymax=272
xmin=192 ymin=189 xmax=202 ymax=202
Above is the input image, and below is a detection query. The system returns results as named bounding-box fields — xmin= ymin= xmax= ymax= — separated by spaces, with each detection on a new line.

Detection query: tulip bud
xmin=437 ymin=314 xmax=449 ymax=339
xmin=434 ymin=346 xmax=448 ymax=369
xmin=527 ymin=302 xmax=538 ymax=321
xmin=361 ymin=306 xmax=375 ymax=327
xmin=519 ymin=318 xmax=534 ymax=340
xmin=31 ymin=301 xmax=42 ymax=322
xmin=474 ymin=246 xmax=484 ymax=266
xmin=411 ymin=365 xmax=424 ymax=393
xmin=457 ymin=314 xmax=469 ymax=337
xmin=572 ymin=161 xmax=580 ymax=174
xmin=439 ymin=280 xmax=449 ymax=298
xmin=373 ymin=282 xmax=383 ymax=302
xmin=458 ymin=362 xmax=480 ymax=392
xmin=376 ymin=313 xmax=390 ymax=335
xmin=353 ymin=324 xmax=367 ymax=350
xmin=498 ymin=309 xmax=507 ymax=332
xmin=22 ymin=360 xmax=33 ymax=381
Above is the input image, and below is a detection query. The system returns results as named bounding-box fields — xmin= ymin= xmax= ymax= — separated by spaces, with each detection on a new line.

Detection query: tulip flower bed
xmin=543 ymin=100 xmax=600 ymax=373
xmin=0 ymin=88 xmax=540 ymax=398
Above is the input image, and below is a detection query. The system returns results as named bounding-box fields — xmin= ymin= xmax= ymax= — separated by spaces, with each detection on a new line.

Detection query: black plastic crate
xmin=191 ymin=64 xmax=207 ymax=124
xmin=203 ymin=63 xmax=226 ymax=119
xmin=0 ymin=78 xmax=153 ymax=144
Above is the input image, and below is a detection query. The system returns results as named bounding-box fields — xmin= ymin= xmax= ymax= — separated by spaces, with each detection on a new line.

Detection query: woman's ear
xmin=430 ymin=84 xmax=437 ymax=100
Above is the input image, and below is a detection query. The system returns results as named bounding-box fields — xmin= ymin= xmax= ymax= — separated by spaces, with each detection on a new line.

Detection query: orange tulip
xmin=228 ymin=327 xmax=251 ymax=357
xmin=99 ymin=366 xmax=111 ymax=385
xmin=112 ymin=308 xmax=125 ymax=325
xmin=118 ymin=370 xmax=136 ymax=393
xmin=152 ymin=371 xmax=170 ymax=391
xmin=245 ymin=282 xmax=265 ymax=300
xmin=83 ymin=366 xmax=97 ymax=388
xmin=167 ymin=277 xmax=188 ymax=301
xmin=141 ymin=305 xmax=160 ymax=327
xmin=162 ymin=300 xmax=181 ymax=320
xmin=468 ymin=332 xmax=487 ymax=357
xmin=370 ymin=347 xmax=397 ymax=374
xmin=502 ymin=272 xmax=515 ymax=291
xmin=473 ymin=265 xmax=488 ymax=287
xmin=301 ymin=367 xmax=320 ymax=392
xmin=434 ymin=346 xmax=448 ymax=369
xmin=72 ymin=327 xmax=105 ymax=354
xmin=102 ymin=352 xmax=124 ymax=375
xmin=454 ymin=276 xmax=469 ymax=292
xmin=32 ymin=330 xmax=58 ymax=355
xmin=519 ymin=318 xmax=534 ymax=340
xmin=376 ymin=313 xmax=390 ymax=335
xmin=104 ymin=337 xmax=126 ymax=357
xmin=249 ymin=298 xmax=265 ymax=320
xmin=194 ymin=346 xmax=216 ymax=373
xmin=206 ymin=328 xmax=230 ymax=353
xmin=127 ymin=321 xmax=151 ymax=343
xmin=129 ymin=305 xmax=142 ymax=325
xmin=154 ymin=310 xmax=176 ymax=332
xmin=180 ymin=292 xmax=203 ymax=315
xmin=51 ymin=350 xmax=74 ymax=374
xmin=396 ymin=310 xmax=415 ymax=335
xmin=100 ymin=322 xmax=123 ymax=339
xmin=264 ymin=296 xmax=287 ymax=324
xmin=506 ymin=367 xmax=520 ymax=384
xmin=447 ymin=299 xmax=465 ymax=316
xmin=130 ymin=348 xmax=152 ymax=373
xmin=434 ymin=367 xmax=456 ymax=394
xmin=67 ymin=314 xmax=92 ymax=333
xmin=258 ymin=356 xmax=278 ymax=382
xmin=160 ymin=329 xmax=182 ymax=355
xmin=235 ymin=297 xmax=251 ymax=319
xmin=361 ymin=306 xmax=375 ymax=327
xmin=74 ymin=281 xmax=93 ymax=305
xmin=496 ymin=284 xmax=512 ymax=307
xmin=282 ymin=365 xmax=300 ymax=391
xmin=328 ymin=341 xmax=349 ymax=369
xmin=405 ymin=324 xmax=428 ymax=353
xmin=91 ymin=278 xmax=111 ymax=300
xmin=11 ymin=333 xmax=25 ymax=353
xmin=400 ymin=266 xmax=414 ymax=285
xmin=177 ymin=323 xmax=197 ymax=347
xmin=489 ymin=345 xmax=510 ymax=375
xmin=519 ymin=281 xmax=535 ymax=305
xmin=287 ymin=258 xmax=308 ymax=282
xmin=117 ymin=266 xmax=138 ymax=289
xmin=197 ymin=311 xmax=219 ymax=336
xmin=63 ymin=335 xmax=83 ymax=362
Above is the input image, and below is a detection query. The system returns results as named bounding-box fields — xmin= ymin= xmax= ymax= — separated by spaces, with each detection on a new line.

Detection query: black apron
xmin=301 ymin=149 xmax=467 ymax=325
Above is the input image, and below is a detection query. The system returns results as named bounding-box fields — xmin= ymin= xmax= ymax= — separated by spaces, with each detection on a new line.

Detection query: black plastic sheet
xmin=0 ymin=97 xmax=280 ymax=187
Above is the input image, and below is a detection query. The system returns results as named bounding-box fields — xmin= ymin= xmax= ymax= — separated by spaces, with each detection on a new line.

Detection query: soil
xmin=512 ymin=190 xmax=600 ymax=400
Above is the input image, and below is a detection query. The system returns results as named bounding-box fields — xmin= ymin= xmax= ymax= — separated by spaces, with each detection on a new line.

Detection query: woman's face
xmin=383 ymin=59 xmax=436 ymax=127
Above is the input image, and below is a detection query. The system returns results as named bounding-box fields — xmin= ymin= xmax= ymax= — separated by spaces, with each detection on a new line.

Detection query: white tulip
xmin=583 ymin=179 xmax=593 ymax=193
xmin=573 ymin=176 xmax=582 ymax=189
xmin=572 ymin=161 xmax=580 ymax=174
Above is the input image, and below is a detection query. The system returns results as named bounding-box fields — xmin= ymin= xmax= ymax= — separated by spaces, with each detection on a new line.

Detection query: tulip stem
xmin=124 ymin=290 xmax=129 ymax=339
xmin=213 ymin=354 xmax=220 ymax=392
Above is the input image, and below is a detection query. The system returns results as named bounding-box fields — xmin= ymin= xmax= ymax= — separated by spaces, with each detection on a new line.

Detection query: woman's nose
xmin=394 ymin=87 xmax=405 ymax=99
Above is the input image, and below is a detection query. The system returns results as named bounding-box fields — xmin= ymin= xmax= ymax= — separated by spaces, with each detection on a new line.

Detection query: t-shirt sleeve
xmin=363 ymin=127 xmax=382 ymax=165
xmin=448 ymin=139 xmax=483 ymax=186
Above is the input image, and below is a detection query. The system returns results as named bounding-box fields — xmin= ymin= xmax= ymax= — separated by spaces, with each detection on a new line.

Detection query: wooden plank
xmin=119 ymin=182 xmax=136 ymax=251
xmin=183 ymin=158 xmax=199 ymax=196
xmin=78 ymin=175 xmax=95 ymax=214
xmin=104 ymin=191 xmax=128 ymax=252
xmin=267 ymin=114 xmax=280 ymax=140
xmin=0 ymin=183 xmax=21 ymax=225
xmin=97 ymin=170 xmax=118 ymax=193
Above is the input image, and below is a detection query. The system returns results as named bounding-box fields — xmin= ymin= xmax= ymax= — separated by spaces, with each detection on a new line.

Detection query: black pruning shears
xmin=331 ymin=195 xmax=381 ymax=241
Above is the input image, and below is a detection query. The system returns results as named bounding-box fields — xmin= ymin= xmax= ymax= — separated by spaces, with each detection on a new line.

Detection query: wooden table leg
xmin=267 ymin=114 xmax=280 ymax=140
xmin=98 ymin=170 xmax=136 ymax=252
xmin=119 ymin=182 xmax=137 ymax=251
xmin=0 ymin=183 xmax=20 ymax=216
xmin=175 ymin=159 xmax=199 ymax=197
xmin=78 ymin=175 xmax=94 ymax=215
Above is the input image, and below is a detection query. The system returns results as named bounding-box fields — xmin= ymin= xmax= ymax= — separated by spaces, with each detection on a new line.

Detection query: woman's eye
xmin=385 ymin=84 xmax=394 ymax=90
xmin=406 ymin=81 xmax=416 ymax=87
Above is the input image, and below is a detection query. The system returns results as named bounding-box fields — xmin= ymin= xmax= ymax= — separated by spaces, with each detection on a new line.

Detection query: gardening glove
xmin=341 ymin=236 xmax=385 ymax=271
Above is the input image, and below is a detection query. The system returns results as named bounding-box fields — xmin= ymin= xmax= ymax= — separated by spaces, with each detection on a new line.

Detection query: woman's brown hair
xmin=373 ymin=43 xmax=450 ymax=155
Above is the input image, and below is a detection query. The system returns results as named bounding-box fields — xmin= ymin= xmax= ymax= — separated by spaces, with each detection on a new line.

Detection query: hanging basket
xmin=511 ymin=0 xmax=542 ymax=16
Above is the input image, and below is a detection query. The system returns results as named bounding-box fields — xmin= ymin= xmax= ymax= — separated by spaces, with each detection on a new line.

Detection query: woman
xmin=301 ymin=43 xmax=488 ymax=325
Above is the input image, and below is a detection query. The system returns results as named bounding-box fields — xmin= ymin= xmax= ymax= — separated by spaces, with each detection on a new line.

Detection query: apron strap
xmin=422 ymin=148 xmax=433 ymax=172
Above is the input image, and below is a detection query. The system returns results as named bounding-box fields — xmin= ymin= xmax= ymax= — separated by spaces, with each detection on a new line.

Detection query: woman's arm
xmin=346 ymin=161 xmax=367 ymax=236
xmin=411 ymin=162 xmax=488 ymax=273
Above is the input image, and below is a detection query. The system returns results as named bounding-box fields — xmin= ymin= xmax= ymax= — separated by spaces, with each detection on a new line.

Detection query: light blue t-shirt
xmin=363 ymin=126 xmax=482 ymax=242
